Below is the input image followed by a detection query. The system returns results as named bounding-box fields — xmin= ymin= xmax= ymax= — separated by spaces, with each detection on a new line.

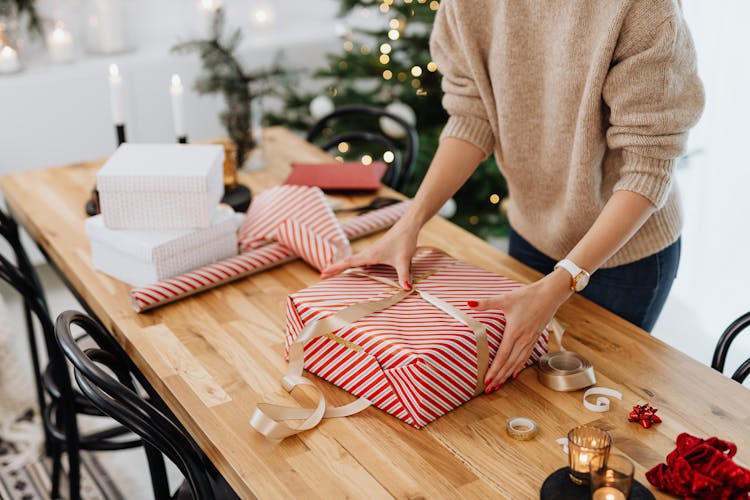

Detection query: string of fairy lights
xmin=262 ymin=0 xmax=509 ymax=234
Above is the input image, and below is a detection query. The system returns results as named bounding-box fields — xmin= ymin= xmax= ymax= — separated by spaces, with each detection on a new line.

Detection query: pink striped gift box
xmin=285 ymin=249 xmax=550 ymax=428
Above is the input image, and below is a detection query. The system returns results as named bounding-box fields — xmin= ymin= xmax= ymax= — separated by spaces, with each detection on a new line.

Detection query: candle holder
xmin=0 ymin=3 xmax=23 ymax=75
xmin=46 ymin=21 xmax=77 ymax=64
xmin=84 ymin=0 xmax=134 ymax=55
xmin=540 ymin=467 xmax=655 ymax=500
xmin=567 ymin=425 xmax=612 ymax=485
xmin=590 ymin=454 xmax=635 ymax=500
xmin=213 ymin=139 xmax=252 ymax=213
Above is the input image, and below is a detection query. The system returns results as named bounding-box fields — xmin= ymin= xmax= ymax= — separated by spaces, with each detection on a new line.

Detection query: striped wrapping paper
xmin=130 ymin=200 xmax=411 ymax=313
xmin=285 ymin=249 xmax=550 ymax=428
xmin=239 ymin=185 xmax=349 ymax=252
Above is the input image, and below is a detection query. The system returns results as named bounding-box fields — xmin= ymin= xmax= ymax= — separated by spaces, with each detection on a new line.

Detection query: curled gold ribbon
xmin=537 ymin=319 xmax=596 ymax=392
xmin=250 ymin=248 xmax=490 ymax=440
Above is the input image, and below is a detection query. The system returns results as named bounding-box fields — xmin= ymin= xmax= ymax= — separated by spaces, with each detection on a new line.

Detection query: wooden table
xmin=2 ymin=127 xmax=749 ymax=499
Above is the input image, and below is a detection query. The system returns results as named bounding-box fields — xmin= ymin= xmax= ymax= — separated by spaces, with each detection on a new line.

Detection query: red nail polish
xmin=512 ymin=372 xmax=518 ymax=380
xmin=405 ymin=281 xmax=412 ymax=290
xmin=467 ymin=300 xmax=479 ymax=308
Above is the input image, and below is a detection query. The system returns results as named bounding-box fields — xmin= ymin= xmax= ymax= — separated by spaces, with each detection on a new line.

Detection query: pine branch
xmin=171 ymin=7 xmax=285 ymax=166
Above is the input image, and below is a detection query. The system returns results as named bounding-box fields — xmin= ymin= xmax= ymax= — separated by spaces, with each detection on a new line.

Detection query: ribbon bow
xmin=647 ymin=433 xmax=750 ymax=499
xmin=628 ymin=402 xmax=662 ymax=428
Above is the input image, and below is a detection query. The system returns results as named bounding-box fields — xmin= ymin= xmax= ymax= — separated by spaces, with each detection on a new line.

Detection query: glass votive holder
xmin=0 ymin=2 xmax=23 ymax=75
xmin=590 ymin=453 xmax=635 ymax=500
xmin=567 ymin=425 xmax=613 ymax=485
xmin=212 ymin=139 xmax=239 ymax=190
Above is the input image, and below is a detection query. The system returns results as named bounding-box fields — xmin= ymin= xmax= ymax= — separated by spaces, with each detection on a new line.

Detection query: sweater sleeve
xmin=603 ymin=3 xmax=704 ymax=208
xmin=429 ymin=0 xmax=495 ymax=157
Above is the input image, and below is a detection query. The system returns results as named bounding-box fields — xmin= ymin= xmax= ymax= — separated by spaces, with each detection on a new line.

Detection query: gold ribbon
xmin=536 ymin=319 xmax=596 ymax=391
xmin=250 ymin=248 xmax=490 ymax=440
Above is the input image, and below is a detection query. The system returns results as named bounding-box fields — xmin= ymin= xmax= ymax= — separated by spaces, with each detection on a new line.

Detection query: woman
xmin=322 ymin=0 xmax=704 ymax=393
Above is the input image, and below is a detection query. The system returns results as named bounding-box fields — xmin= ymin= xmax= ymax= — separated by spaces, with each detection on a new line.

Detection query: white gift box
xmin=97 ymin=143 xmax=225 ymax=229
xmin=86 ymin=208 xmax=240 ymax=287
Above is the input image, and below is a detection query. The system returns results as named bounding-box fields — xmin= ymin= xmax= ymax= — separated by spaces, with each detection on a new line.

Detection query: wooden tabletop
xmin=3 ymin=127 xmax=749 ymax=499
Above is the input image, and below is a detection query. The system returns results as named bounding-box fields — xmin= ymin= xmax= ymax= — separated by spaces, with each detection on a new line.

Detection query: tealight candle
xmin=47 ymin=23 xmax=75 ymax=64
xmin=591 ymin=486 xmax=626 ymax=500
xmin=567 ymin=425 xmax=613 ymax=485
xmin=0 ymin=45 xmax=21 ymax=74
xmin=170 ymin=73 xmax=187 ymax=142
xmin=590 ymin=453 xmax=635 ymax=499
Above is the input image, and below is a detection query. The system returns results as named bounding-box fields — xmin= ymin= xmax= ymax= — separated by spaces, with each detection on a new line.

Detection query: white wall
xmin=652 ymin=0 xmax=750 ymax=374
xmin=0 ymin=0 xmax=340 ymax=173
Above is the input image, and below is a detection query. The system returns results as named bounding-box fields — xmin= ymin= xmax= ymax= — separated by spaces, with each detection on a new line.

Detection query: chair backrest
xmin=306 ymin=104 xmax=419 ymax=193
xmin=55 ymin=310 xmax=217 ymax=500
xmin=711 ymin=311 xmax=750 ymax=384
xmin=0 ymin=210 xmax=46 ymax=306
xmin=0 ymin=214 xmax=71 ymax=403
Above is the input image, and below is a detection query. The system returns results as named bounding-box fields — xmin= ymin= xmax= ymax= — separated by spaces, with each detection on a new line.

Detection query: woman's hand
xmin=320 ymin=217 xmax=420 ymax=289
xmin=470 ymin=268 xmax=573 ymax=393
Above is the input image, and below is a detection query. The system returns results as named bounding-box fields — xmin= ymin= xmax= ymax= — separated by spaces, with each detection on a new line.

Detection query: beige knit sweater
xmin=430 ymin=0 xmax=704 ymax=267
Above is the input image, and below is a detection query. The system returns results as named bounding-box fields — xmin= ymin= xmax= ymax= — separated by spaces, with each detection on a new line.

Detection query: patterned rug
xmin=0 ymin=439 xmax=125 ymax=500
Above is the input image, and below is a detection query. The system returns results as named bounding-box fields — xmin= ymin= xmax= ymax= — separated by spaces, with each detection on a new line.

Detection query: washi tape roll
xmin=506 ymin=417 xmax=539 ymax=441
xmin=537 ymin=351 xmax=596 ymax=391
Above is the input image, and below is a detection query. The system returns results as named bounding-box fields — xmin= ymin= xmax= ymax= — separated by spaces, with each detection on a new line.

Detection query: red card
xmin=285 ymin=161 xmax=387 ymax=191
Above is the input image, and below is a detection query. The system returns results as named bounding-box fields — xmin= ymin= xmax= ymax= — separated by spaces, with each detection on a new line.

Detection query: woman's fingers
xmin=393 ymin=256 xmax=413 ymax=290
xmin=320 ymin=250 xmax=375 ymax=279
xmin=484 ymin=336 xmax=513 ymax=390
xmin=496 ymin=342 xmax=532 ymax=384
xmin=319 ymin=259 xmax=351 ymax=279
xmin=469 ymin=294 xmax=506 ymax=311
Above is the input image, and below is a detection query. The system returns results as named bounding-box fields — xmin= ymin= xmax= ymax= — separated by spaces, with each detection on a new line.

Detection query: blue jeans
xmin=508 ymin=227 xmax=681 ymax=332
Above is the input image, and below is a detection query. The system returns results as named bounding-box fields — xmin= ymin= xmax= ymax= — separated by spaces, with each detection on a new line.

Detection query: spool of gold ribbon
xmin=537 ymin=319 xmax=596 ymax=391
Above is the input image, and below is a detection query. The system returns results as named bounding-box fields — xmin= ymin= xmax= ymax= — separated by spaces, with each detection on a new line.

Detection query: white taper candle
xmin=108 ymin=63 xmax=124 ymax=125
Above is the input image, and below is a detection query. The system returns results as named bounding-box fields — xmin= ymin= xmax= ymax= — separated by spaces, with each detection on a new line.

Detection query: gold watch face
xmin=575 ymin=272 xmax=590 ymax=291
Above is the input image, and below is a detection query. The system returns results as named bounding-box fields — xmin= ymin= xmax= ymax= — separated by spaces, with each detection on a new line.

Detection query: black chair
xmin=306 ymin=104 xmax=419 ymax=193
xmin=0 ymin=210 xmax=162 ymax=500
xmin=56 ymin=310 xmax=238 ymax=500
xmin=711 ymin=311 xmax=750 ymax=384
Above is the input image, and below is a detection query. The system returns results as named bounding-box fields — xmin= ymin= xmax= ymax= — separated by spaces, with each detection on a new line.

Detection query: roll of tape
xmin=537 ymin=351 xmax=596 ymax=391
xmin=583 ymin=387 xmax=622 ymax=412
xmin=506 ymin=417 xmax=539 ymax=441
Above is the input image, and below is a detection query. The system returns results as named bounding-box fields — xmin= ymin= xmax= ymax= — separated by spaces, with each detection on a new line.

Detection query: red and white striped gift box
xmin=285 ymin=249 xmax=550 ymax=428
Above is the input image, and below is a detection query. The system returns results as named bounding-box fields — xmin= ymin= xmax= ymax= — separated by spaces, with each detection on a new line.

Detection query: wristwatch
xmin=554 ymin=259 xmax=591 ymax=292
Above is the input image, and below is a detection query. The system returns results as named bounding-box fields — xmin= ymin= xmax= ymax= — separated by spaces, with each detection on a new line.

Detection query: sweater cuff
xmin=440 ymin=115 xmax=495 ymax=158
xmin=613 ymin=150 xmax=676 ymax=208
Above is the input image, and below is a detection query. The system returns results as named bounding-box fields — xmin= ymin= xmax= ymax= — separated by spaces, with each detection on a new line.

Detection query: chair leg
xmin=144 ymin=444 xmax=171 ymax=500
xmin=63 ymin=409 xmax=82 ymax=500
xmin=22 ymin=300 xmax=53 ymax=456
xmin=50 ymin=440 xmax=63 ymax=500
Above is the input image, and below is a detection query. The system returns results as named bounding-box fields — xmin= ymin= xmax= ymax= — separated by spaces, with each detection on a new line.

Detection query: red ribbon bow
xmin=628 ymin=402 xmax=662 ymax=428
xmin=646 ymin=433 xmax=750 ymax=499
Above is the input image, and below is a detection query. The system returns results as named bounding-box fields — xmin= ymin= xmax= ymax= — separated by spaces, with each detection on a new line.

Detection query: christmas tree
xmin=267 ymin=0 xmax=509 ymax=239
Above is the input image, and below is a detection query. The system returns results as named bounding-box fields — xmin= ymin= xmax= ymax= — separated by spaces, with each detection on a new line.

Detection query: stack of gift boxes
xmin=86 ymin=143 xmax=242 ymax=287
